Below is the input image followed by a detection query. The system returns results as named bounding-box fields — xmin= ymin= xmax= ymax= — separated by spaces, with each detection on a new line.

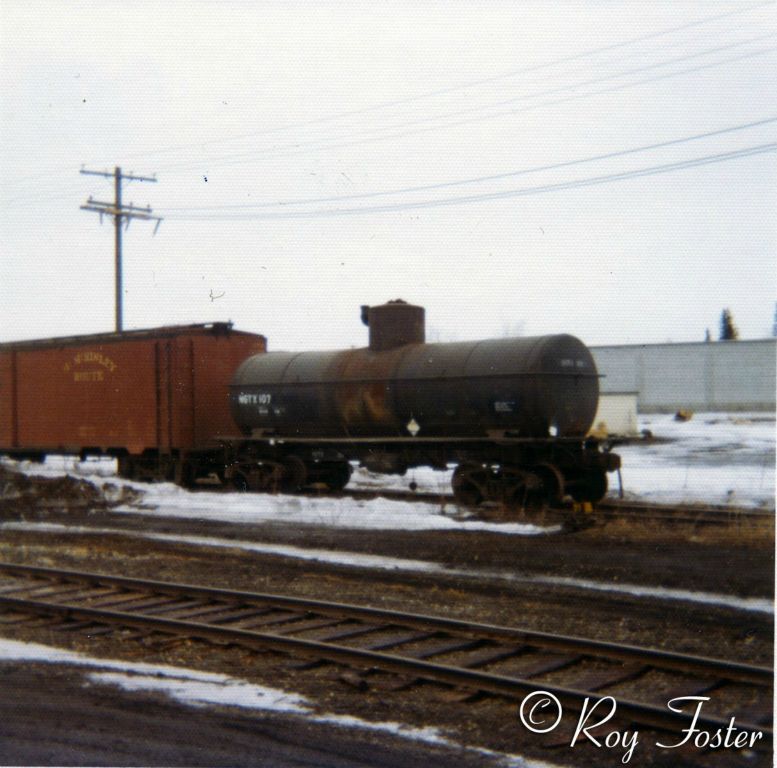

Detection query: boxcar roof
xmin=0 ymin=322 xmax=266 ymax=351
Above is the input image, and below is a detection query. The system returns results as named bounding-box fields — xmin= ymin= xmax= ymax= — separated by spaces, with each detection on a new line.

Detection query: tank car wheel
xmin=532 ymin=463 xmax=565 ymax=504
xmin=497 ymin=466 xmax=567 ymax=526
xmin=280 ymin=455 xmax=308 ymax=492
xmin=501 ymin=468 xmax=542 ymax=509
xmin=322 ymin=461 xmax=352 ymax=491
xmin=452 ymin=464 xmax=485 ymax=507
xmin=233 ymin=462 xmax=284 ymax=492
xmin=232 ymin=472 xmax=249 ymax=492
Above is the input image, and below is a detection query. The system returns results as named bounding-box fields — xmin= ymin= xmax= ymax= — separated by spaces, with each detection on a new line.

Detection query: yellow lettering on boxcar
xmin=73 ymin=370 xmax=104 ymax=382
xmin=70 ymin=351 xmax=117 ymax=377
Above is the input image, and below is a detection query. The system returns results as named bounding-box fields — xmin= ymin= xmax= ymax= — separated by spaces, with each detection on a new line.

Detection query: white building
xmin=591 ymin=339 xmax=776 ymax=414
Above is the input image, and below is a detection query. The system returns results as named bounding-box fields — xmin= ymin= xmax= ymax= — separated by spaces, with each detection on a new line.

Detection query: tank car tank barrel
xmin=230 ymin=333 xmax=599 ymax=440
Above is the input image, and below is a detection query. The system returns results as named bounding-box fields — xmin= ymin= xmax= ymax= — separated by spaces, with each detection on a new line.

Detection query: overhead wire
xmin=158 ymin=118 xmax=777 ymax=212
xmin=374 ymin=32 xmax=777 ymax=136
xmin=152 ymin=37 xmax=777 ymax=174
xmin=86 ymin=0 xmax=777 ymax=164
xmin=5 ymin=1 xmax=771 ymax=191
xmin=2 ymin=5 xmax=772 ymax=206
xmin=161 ymin=143 xmax=777 ymax=221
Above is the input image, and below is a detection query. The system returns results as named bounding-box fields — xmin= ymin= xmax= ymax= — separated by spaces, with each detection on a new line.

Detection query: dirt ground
xmin=0 ymin=468 xmax=773 ymax=767
xmin=0 ymin=662 xmax=504 ymax=768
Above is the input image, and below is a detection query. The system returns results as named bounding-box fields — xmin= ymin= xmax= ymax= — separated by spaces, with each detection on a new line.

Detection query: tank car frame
xmin=220 ymin=432 xmax=618 ymax=511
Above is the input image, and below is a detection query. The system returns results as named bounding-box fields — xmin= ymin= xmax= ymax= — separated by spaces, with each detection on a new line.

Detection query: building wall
xmin=590 ymin=392 xmax=639 ymax=436
xmin=591 ymin=339 xmax=776 ymax=413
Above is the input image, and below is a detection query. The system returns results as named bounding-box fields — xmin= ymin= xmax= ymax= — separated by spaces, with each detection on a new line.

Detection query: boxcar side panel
xmin=0 ymin=325 xmax=267 ymax=459
xmin=191 ymin=333 xmax=267 ymax=447
xmin=0 ymin=351 xmax=16 ymax=448
xmin=15 ymin=340 xmax=158 ymax=454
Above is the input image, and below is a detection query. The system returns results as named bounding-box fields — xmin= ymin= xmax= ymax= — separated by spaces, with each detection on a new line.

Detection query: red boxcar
xmin=0 ymin=322 xmax=266 ymax=482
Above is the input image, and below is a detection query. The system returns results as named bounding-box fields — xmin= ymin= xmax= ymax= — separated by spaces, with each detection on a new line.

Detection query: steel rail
xmin=0 ymin=592 xmax=771 ymax=744
xmin=0 ymin=561 xmax=771 ymax=744
xmin=0 ymin=561 xmax=769 ymax=686
xmin=338 ymin=488 xmax=774 ymax=525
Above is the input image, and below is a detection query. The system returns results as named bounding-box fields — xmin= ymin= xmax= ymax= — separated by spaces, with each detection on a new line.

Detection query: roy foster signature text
xmin=518 ymin=693 xmax=764 ymax=764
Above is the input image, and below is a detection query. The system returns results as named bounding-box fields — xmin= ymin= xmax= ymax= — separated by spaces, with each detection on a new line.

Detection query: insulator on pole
xmin=80 ymin=165 xmax=160 ymax=332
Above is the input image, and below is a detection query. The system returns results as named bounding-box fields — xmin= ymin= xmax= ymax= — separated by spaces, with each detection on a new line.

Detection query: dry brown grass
xmin=592 ymin=513 xmax=774 ymax=548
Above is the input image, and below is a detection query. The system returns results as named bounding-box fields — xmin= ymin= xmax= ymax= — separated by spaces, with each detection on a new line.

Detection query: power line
xmin=159 ymin=117 xmax=777 ymax=212
xmin=153 ymin=40 xmax=777 ymax=175
xmin=80 ymin=167 xmax=162 ymax=332
xmin=4 ymin=11 xmax=772 ymax=200
xmin=378 ymin=32 xmax=777 ymax=138
xmin=160 ymin=143 xmax=776 ymax=221
xmin=4 ymin=41 xmax=772 ymax=212
xmin=112 ymin=0 xmax=775 ymax=166
xmin=3 ymin=9 xmax=772 ymax=206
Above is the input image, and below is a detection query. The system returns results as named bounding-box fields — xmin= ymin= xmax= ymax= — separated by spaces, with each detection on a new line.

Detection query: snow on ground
xmin=614 ymin=413 xmax=774 ymax=509
xmin=1 ymin=521 xmax=449 ymax=573
xmin=351 ymin=413 xmax=776 ymax=510
xmin=2 ymin=455 xmax=552 ymax=536
xmin=2 ymin=520 xmax=771 ymax=615
xmin=2 ymin=412 xmax=774 ymax=536
xmin=0 ymin=638 xmax=559 ymax=768
xmin=113 ymin=484 xmax=551 ymax=535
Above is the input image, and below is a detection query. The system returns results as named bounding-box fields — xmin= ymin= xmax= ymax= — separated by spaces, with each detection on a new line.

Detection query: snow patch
xmin=90 ymin=671 xmax=308 ymax=713
xmin=1 ymin=521 xmax=446 ymax=573
xmin=0 ymin=638 xmax=558 ymax=768
xmin=115 ymin=485 xmax=552 ymax=534
xmin=4 ymin=412 xmax=773 ymax=519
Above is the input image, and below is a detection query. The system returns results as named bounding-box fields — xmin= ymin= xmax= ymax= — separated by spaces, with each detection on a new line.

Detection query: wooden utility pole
xmin=80 ymin=167 xmax=162 ymax=332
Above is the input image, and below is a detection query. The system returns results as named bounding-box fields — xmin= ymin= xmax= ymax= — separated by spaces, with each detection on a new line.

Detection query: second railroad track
xmin=0 ymin=561 xmax=771 ymax=748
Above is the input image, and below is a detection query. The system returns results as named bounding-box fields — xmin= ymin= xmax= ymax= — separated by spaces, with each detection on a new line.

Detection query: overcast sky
xmin=1 ymin=1 xmax=775 ymax=350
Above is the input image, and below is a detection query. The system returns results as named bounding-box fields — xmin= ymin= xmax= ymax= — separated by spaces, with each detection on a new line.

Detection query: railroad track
xmin=598 ymin=499 xmax=774 ymax=526
xmin=338 ymin=486 xmax=774 ymax=527
xmin=0 ymin=561 xmax=770 ymax=747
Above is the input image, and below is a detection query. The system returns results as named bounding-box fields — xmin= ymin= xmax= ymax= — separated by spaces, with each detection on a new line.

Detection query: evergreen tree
xmin=719 ymin=308 xmax=739 ymax=340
